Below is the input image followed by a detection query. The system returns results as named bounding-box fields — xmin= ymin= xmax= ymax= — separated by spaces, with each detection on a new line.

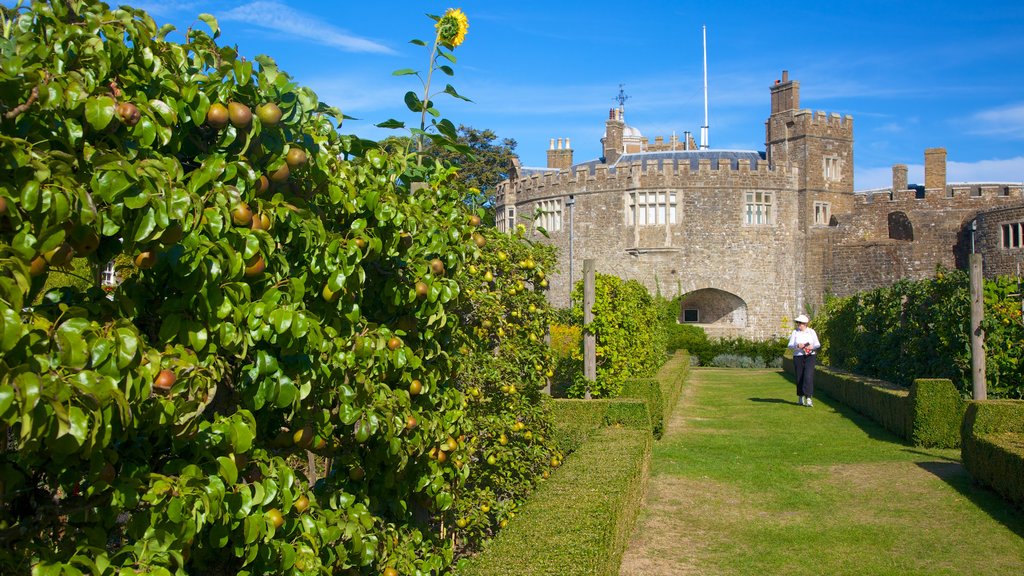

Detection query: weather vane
xmin=615 ymin=83 xmax=630 ymax=108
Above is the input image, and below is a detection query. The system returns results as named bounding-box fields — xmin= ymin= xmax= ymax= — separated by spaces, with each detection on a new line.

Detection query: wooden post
xmin=970 ymin=253 xmax=987 ymax=400
xmin=583 ymin=259 xmax=596 ymax=399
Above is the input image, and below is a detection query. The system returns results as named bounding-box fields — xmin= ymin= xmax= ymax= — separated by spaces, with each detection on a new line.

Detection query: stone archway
xmin=678 ymin=288 xmax=748 ymax=336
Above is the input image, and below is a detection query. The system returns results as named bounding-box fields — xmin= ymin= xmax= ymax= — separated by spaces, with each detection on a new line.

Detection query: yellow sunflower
xmin=435 ymin=8 xmax=469 ymax=48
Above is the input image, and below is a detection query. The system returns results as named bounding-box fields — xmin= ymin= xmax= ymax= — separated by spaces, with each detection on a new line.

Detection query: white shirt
xmin=788 ymin=327 xmax=820 ymax=356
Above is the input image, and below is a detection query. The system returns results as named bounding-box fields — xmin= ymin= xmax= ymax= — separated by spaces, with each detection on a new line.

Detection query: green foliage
xmin=548 ymin=322 xmax=581 ymax=397
xmin=790 ymin=361 xmax=912 ymax=440
xmin=621 ymin=379 xmax=664 ymax=438
xmin=656 ymin=350 xmax=690 ymax=424
xmin=961 ymin=401 xmax=1024 ymax=510
xmin=456 ymin=428 xmax=651 ymax=576
xmin=0 ymin=3 xmax=504 ymax=574
xmin=450 ymin=226 xmax=561 ymax=554
xmin=665 ymin=323 xmax=708 ymax=356
xmin=909 ymin=378 xmax=966 ymax=448
xmin=547 ymin=399 xmax=611 ymax=455
xmin=426 ymin=125 xmax=517 ymax=216
xmin=568 ymin=274 xmax=666 ymax=398
xmin=816 ymin=270 xmax=1024 ymax=399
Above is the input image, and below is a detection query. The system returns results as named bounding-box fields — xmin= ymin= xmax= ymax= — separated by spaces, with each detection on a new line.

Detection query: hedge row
xmin=456 ymin=427 xmax=652 ymax=576
xmin=455 ymin=351 xmax=691 ymax=574
xmin=961 ymin=401 xmax=1024 ymax=510
xmin=784 ymin=359 xmax=964 ymax=447
xmin=548 ymin=398 xmax=651 ymax=455
xmin=620 ymin=351 xmax=689 ymax=439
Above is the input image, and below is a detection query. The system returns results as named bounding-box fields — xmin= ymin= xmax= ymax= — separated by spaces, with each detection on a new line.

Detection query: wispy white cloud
xmin=967 ymin=103 xmax=1024 ymax=138
xmin=220 ymin=2 xmax=396 ymax=55
xmin=949 ymin=157 xmax=1024 ymax=183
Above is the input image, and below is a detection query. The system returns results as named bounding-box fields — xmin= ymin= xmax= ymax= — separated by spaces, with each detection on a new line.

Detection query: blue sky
xmin=132 ymin=0 xmax=1024 ymax=190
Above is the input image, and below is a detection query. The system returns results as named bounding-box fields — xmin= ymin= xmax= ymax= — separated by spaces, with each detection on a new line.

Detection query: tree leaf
xmin=85 ymin=96 xmax=115 ymax=130
xmin=198 ymin=13 xmax=220 ymax=38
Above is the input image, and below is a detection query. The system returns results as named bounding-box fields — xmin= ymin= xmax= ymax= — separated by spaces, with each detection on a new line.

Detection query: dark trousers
xmin=794 ymin=355 xmax=816 ymax=398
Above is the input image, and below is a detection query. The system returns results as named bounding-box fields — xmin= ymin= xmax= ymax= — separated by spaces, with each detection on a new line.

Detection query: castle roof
xmin=573 ymin=149 xmax=766 ymax=174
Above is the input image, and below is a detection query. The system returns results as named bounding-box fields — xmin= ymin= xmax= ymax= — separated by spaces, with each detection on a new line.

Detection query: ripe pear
xmin=206 ymin=103 xmax=229 ymax=129
xmin=228 ymin=101 xmax=252 ymax=129
xmin=256 ymin=102 xmax=282 ymax=126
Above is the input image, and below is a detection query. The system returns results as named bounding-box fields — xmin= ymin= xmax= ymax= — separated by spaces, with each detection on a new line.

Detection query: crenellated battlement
xmin=508 ymin=157 xmax=792 ymax=199
xmin=855 ymin=183 xmax=1024 ymax=205
xmin=790 ymin=109 xmax=854 ymax=131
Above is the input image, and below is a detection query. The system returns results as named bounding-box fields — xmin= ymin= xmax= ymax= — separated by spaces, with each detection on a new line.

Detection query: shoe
xmin=798 ymin=396 xmax=805 ymax=406
xmin=806 ymin=398 xmax=813 ymax=407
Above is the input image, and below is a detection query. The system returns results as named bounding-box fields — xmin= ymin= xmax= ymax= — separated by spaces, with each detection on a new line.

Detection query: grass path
xmin=620 ymin=368 xmax=1024 ymax=575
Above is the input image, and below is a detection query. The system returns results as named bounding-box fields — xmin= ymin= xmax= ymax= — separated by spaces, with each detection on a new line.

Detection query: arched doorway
xmin=678 ymin=288 xmax=748 ymax=334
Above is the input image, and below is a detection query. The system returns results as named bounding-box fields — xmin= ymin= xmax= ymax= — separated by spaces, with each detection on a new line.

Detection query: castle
xmin=495 ymin=71 xmax=1024 ymax=338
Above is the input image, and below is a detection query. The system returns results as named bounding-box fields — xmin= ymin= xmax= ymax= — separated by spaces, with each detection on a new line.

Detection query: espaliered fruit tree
xmin=0 ymin=2 xmax=546 ymax=574
xmin=450 ymin=225 xmax=562 ymax=554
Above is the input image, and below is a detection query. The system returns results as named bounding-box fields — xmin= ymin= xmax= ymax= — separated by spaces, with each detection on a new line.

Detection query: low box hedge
xmin=457 ymin=427 xmax=652 ymax=576
xmin=549 ymin=398 xmax=651 ymax=455
xmin=657 ymin=350 xmax=690 ymax=425
xmin=961 ymin=400 xmax=1024 ymax=510
xmin=620 ymin=379 xmax=663 ymax=438
xmin=909 ymin=378 xmax=966 ymax=448
xmin=783 ymin=361 xmax=965 ymax=448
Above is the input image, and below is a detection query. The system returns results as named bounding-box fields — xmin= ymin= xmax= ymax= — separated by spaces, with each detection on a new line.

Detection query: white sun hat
xmin=795 ymin=314 xmax=810 ymax=324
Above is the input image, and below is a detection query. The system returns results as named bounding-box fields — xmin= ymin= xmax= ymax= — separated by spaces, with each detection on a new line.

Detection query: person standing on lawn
xmin=788 ymin=314 xmax=820 ymax=406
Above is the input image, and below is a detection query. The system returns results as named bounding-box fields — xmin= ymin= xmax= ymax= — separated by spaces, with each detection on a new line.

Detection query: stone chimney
xmin=924 ymin=148 xmax=947 ymax=191
xmin=546 ymin=137 xmax=574 ymax=170
xmin=892 ymin=164 xmax=908 ymax=193
xmin=602 ymin=108 xmax=624 ymax=164
xmin=770 ymin=69 xmax=800 ymax=115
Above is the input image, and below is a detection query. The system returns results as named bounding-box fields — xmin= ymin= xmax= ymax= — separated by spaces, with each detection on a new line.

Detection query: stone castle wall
xmin=503 ymin=158 xmax=803 ymax=338
xmin=809 ymin=184 xmax=1024 ymax=302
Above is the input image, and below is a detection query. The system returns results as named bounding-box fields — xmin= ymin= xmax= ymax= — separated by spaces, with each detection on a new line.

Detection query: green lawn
xmin=620 ymin=368 xmax=1024 ymax=576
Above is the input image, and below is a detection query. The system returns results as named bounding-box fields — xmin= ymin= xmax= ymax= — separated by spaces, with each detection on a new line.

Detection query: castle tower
xmin=603 ymin=108 xmax=624 ymax=164
xmin=546 ymin=137 xmax=574 ymax=170
xmin=764 ymin=70 xmax=854 ymax=231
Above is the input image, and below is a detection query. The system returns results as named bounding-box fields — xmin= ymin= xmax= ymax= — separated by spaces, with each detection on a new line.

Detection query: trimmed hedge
xmin=457 ymin=428 xmax=652 ymax=576
xmin=555 ymin=351 xmax=690 ymax=447
xmin=549 ymin=398 xmax=651 ymax=455
xmin=656 ymin=350 xmax=690 ymax=426
xmin=784 ymin=360 xmax=966 ymax=448
xmin=909 ymin=378 xmax=967 ymax=448
xmin=961 ymin=401 xmax=1024 ymax=510
xmin=621 ymin=379 xmax=663 ymax=438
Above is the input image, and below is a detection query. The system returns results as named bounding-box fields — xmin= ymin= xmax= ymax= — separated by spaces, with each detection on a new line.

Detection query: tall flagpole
xmin=701 ymin=25 xmax=709 ymax=150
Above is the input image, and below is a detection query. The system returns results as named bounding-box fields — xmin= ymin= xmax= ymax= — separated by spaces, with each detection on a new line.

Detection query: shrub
xmin=457 ymin=428 xmax=651 ymax=576
xmin=787 ymin=360 xmax=912 ymax=439
xmin=909 ymin=378 xmax=966 ymax=448
xmin=961 ymin=401 xmax=1024 ymax=510
xmin=451 ymin=228 xmax=562 ymax=552
xmin=710 ymin=353 xmax=764 ymax=369
xmin=567 ymin=274 xmax=666 ymax=398
xmin=816 ymin=270 xmax=1024 ymax=399
xmin=548 ymin=322 xmax=582 ymax=397
xmin=621 ymin=379 xmax=664 ymax=438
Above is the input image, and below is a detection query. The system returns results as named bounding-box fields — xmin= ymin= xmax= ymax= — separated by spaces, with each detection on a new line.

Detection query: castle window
xmin=1002 ymin=222 xmax=1024 ymax=249
xmin=744 ymin=191 xmax=774 ymax=225
xmin=824 ymin=156 xmax=841 ymax=182
xmin=536 ymin=199 xmax=562 ymax=232
xmin=682 ymin=308 xmax=699 ymax=323
xmin=627 ymin=191 xmax=677 ymax=226
xmin=497 ymin=206 xmax=515 ymax=233
xmin=814 ymin=202 xmax=831 ymax=226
